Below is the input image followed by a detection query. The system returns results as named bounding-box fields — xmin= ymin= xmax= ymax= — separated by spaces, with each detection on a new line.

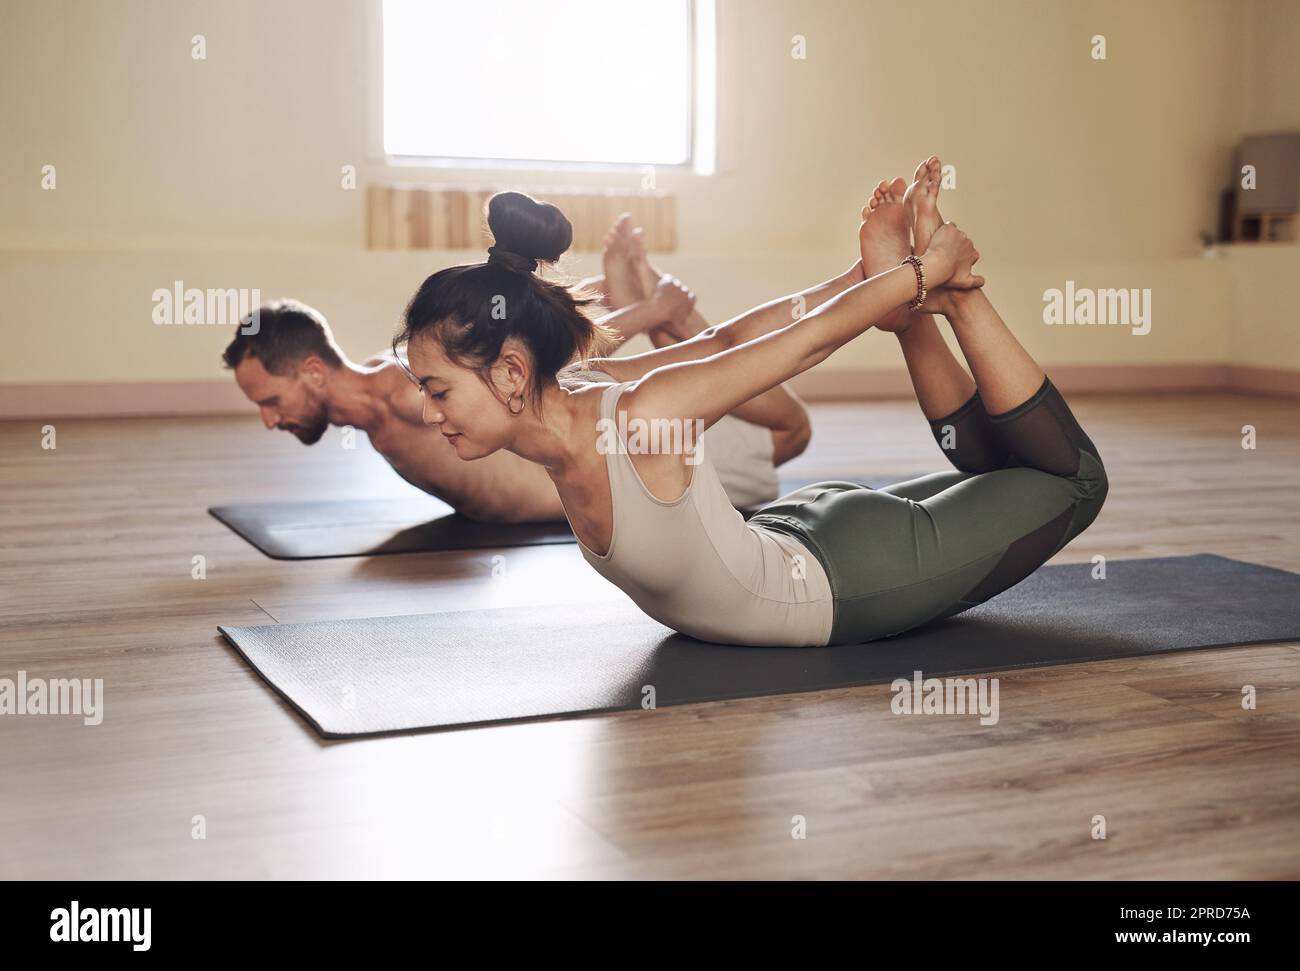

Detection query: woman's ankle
xmin=895 ymin=312 xmax=944 ymax=345
xmin=929 ymin=287 xmax=982 ymax=323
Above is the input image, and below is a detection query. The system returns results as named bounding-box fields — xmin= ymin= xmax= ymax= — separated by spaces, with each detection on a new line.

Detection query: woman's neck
xmin=506 ymin=382 xmax=589 ymax=475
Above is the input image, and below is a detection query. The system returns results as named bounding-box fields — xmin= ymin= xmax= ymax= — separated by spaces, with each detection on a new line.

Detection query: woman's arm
xmin=568 ymin=278 xmax=813 ymax=462
xmin=580 ymin=259 xmax=863 ymax=461
xmin=625 ymin=226 xmax=976 ymax=433
xmin=586 ymin=258 xmax=865 ymax=382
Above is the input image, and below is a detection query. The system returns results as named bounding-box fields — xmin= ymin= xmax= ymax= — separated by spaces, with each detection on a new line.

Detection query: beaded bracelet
xmin=902 ymin=255 xmax=926 ymax=310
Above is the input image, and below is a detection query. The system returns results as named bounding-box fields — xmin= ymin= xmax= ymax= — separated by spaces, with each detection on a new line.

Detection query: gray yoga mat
xmin=208 ymin=475 xmax=913 ymax=559
xmin=219 ymin=554 xmax=1300 ymax=737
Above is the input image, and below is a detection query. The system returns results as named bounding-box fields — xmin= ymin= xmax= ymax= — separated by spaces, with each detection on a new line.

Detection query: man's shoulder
xmin=365 ymin=362 xmax=421 ymax=423
xmin=560 ymin=358 xmax=619 ymax=380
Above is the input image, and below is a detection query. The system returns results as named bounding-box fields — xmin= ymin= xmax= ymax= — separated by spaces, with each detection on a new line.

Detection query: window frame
xmin=369 ymin=0 xmax=716 ymax=175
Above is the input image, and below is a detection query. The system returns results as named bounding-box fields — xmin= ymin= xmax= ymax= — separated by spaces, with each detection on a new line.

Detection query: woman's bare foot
xmin=904 ymin=156 xmax=985 ymax=311
xmin=904 ymin=155 xmax=944 ymax=255
xmin=859 ymin=177 xmax=916 ymax=333
xmin=601 ymin=214 xmax=644 ymax=309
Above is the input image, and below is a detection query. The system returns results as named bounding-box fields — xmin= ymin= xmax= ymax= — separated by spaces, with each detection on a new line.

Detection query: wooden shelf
xmin=1231 ymin=210 xmax=1297 ymax=243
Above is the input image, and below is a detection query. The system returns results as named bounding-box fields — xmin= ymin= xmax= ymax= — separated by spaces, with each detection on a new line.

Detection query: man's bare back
xmin=357 ymin=354 xmax=569 ymax=523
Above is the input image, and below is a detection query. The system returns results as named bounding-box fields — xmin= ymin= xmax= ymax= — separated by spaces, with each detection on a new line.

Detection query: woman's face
xmin=405 ymin=333 xmax=525 ymax=460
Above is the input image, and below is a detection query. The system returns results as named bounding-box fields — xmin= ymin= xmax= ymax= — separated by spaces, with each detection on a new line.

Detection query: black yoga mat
xmin=208 ymin=475 xmax=914 ymax=559
xmin=219 ymin=554 xmax=1300 ymax=738
xmin=209 ymin=496 xmax=572 ymax=559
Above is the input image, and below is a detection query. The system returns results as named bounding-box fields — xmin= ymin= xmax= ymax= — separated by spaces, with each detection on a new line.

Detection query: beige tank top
xmin=570 ymin=381 xmax=835 ymax=647
xmin=565 ymin=366 xmax=778 ymax=507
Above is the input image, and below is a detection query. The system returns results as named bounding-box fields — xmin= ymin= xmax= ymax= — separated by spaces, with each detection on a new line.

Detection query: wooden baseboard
xmin=0 ymin=381 xmax=252 ymax=420
xmin=788 ymin=362 xmax=1300 ymax=401
xmin=1224 ymin=365 xmax=1300 ymax=398
xmin=2 ymin=363 xmax=1298 ymax=419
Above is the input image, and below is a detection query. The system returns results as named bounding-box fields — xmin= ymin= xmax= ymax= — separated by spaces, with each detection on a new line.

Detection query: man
xmin=223 ymin=226 xmax=812 ymax=522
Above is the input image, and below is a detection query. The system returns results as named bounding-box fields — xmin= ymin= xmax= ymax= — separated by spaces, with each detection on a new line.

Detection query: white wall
xmin=0 ymin=0 xmax=1289 ymax=392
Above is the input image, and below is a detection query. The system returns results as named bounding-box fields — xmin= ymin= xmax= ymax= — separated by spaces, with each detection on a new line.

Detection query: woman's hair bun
xmin=485 ymin=191 xmax=573 ymax=264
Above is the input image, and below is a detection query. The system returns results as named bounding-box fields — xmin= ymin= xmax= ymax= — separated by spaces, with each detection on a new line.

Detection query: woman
xmin=395 ymin=158 xmax=1108 ymax=646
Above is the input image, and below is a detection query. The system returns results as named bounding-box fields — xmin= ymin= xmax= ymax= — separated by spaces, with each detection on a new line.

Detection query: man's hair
xmin=222 ymin=299 xmax=344 ymax=375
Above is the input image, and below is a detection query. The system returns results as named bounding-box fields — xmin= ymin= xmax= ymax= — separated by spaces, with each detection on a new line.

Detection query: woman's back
xmin=569 ymin=382 xmax=834 ymax=647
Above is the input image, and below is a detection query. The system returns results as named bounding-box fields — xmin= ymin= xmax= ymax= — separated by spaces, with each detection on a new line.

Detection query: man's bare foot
xmin=649 ymin=274 xmax=696 ymax=334
xmin=859 ymin=177 xmax=915 ymax=333
xmin=903 ymin=156 xmax=944 ymax=255
xmin=627 ymin=226 xmax=699 ymax=342
xmin=628 ymin=226 xmax=664 ymax=300
xmin=601 ymin=214 xmax=644 ymax=309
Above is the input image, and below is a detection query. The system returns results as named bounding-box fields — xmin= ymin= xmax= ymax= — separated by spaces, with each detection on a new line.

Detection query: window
xmin=381 ymin=0 xmax=711 ymax=169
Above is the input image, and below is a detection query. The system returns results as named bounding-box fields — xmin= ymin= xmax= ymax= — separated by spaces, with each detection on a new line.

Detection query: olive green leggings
xmin=751 ymin=375 xmax=1109 ymax=645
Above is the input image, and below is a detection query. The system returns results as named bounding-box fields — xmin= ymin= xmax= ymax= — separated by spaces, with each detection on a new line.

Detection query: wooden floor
xmin=1 ymin=391 xmax=1297 ymax=879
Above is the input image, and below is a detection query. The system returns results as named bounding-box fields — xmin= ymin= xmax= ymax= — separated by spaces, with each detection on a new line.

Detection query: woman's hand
xmin=921 ymin=222 xmax=985 ymax=291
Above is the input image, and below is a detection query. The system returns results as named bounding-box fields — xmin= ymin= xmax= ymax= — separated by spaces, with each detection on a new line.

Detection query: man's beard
xmin=281 ymin=410 xmax=329 ymax=445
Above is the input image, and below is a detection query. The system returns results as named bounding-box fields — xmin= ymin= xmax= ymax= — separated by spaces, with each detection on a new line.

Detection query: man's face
xmin=233 ymin=356 xmax=330 ymax=445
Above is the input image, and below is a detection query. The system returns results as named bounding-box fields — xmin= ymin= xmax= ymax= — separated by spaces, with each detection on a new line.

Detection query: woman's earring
xmin=507 ymin=392 xmax=525 ymax=415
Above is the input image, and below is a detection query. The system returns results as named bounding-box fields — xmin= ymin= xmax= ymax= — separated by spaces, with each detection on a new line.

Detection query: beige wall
xmin=1223 ymin=0 xmax=1300 ymax=372
xmin=0 ymin=0 xmax=1291 ymax=392
xmin=1237 ymin=0 xmax=1300 ymax=133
